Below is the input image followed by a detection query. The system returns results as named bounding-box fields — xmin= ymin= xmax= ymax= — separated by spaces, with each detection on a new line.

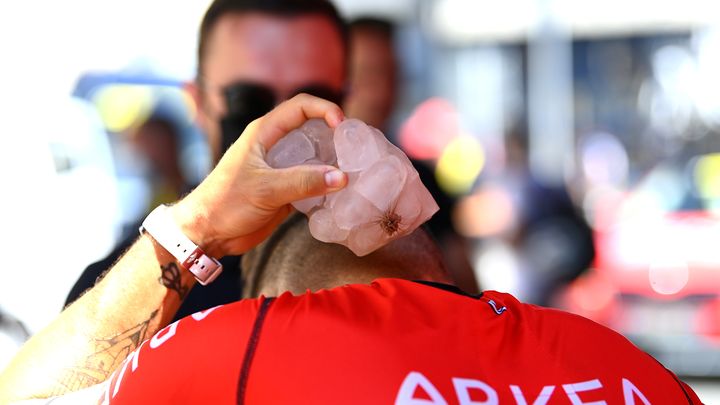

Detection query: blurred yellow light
xmin=93 ymin=85 xmax=154 ymax=133
xmin=694 ymin=153 xmax=720 ymax=200
xmin=435 ymin=135 xmax=484 ymax=196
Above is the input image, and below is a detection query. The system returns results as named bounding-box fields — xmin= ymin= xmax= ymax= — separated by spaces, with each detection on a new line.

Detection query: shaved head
xmin=242 ymin=213 xmax=451 ymax=298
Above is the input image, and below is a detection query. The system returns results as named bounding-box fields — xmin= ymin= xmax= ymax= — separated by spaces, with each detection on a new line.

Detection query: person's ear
xmin=184 ymin=81 xmax=211 ymax=131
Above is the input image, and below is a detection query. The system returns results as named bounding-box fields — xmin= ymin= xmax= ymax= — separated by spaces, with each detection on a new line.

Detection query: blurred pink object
xmin=398 ymin=97 xmax=459 ymax=160
xmin=267 ymin=118 xmax=439 ymax=256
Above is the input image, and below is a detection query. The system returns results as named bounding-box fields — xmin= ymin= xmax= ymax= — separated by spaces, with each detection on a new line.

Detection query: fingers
xmin=259 ymin=164 xmax=347 ymax=209
xmin=253 ymin=93 xmax=345 ymax=151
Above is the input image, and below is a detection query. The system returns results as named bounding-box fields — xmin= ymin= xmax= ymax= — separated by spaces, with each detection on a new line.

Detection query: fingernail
xmin=328 ymin=111 xmax=344 ymax=127
xmin=324 ymin=169 xmax=346 ymax=188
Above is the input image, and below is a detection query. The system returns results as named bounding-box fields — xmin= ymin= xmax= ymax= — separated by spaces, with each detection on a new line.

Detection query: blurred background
xmin=0 ymin=0 xmax=719 ymax=399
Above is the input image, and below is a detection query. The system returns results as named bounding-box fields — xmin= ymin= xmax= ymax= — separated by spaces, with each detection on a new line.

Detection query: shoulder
xmin=484 ymin=290 xmax=682 ymax=376
xmin=484 ymin=289 xmax=638 ymax=347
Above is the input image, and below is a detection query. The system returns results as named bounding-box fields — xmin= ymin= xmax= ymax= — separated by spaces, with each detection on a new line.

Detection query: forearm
xmin=0 ymin=233 xmax=195 ymax=403
xmin=0 ymin=94 xmax=346 ymax=404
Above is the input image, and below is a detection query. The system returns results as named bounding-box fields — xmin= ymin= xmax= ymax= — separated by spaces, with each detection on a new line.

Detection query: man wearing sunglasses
xmin=65 ymin=0 xmax=347 ymax=320
xmin=187 ymin=0 xmax=346 ymax=164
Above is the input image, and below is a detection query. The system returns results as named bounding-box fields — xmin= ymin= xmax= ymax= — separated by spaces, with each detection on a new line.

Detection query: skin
xmin=0 ymin=95 xmax=348 ymax=403
xmin=0 ymin=17 xmax=454 ymax=403
xmin=0 ymin=12 xmax=346 ymax=402
xmin=246 ymin=245 xmax=408 ymax=298
xmin=186 ymin=13 xmax=346 ymax=163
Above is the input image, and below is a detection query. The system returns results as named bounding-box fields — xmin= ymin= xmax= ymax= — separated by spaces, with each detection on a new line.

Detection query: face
xmin=344 ymin=29 xmax=397 ymax=130
xmin=132 ymin=121 xmax=179 ymax=178
xmin=191 ymin=12 xmax=346 ymax=162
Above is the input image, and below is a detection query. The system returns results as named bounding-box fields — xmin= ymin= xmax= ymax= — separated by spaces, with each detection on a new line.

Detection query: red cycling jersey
xmin=100 ymin=278 xmax=702 ymax=404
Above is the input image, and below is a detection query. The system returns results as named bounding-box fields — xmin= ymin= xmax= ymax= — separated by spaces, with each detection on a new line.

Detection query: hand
xmin=171 ymin=94 xmax=348 ymax=257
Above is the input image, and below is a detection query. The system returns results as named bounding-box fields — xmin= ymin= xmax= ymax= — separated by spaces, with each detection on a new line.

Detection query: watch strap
xmin=140 ymin=204 xmax=223 ymax=285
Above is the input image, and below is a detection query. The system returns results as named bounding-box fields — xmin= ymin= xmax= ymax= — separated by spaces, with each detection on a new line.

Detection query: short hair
xmin=242 ymin=213 xmax=450 ymax=298
xmin=197 ymin=0 xmax=349 ymax=79
xmin=348 ymin=16 xmax=395 ymax=38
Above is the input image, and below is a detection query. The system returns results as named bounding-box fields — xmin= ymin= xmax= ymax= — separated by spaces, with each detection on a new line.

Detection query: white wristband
xmin=140 ymin=205 xmax=223 ymax=285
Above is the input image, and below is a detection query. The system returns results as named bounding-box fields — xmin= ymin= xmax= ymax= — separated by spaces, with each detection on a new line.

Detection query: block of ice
xmin=354 ymin=155 xmax=407 ymax=211
xmin=301 ymin=118 xmax=337 ymax=165
xmin=265 ymin=118 xmax=439 ymax=256
xmin=266 ymin=129 xmax=315 ymax=168
xmin=332 ymin=190 xmax=381 ymax=231
xmin=291 ymin=195 xmax=324 ymax=214
xmin=335 ymin=119 xmax=382 ymax=172
xmin=309 ymin=207 xmax=350 ymax=243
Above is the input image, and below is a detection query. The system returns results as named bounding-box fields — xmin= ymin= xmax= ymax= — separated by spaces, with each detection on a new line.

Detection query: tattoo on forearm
xmin=159 ymin=262 xmax=189 ymax=300
xmin=51 ymin=310 xmax=159 ymax=394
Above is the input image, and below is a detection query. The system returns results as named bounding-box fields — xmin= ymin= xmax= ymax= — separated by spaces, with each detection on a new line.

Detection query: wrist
xmin=141 ymin=203 xmax=224 ymax=285
xmin=169 ymin=199 xmax=223 ymax=259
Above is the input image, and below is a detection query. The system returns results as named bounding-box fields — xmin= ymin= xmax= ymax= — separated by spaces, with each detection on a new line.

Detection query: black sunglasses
xmin=219 ymin=82 xmax=345 ymax=154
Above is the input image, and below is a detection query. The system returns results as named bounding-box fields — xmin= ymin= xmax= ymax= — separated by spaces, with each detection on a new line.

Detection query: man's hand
xmin=0 ymin=94 xmax=348 ymax=404
xmin=172 ymin=94 xmax=348 ymax=257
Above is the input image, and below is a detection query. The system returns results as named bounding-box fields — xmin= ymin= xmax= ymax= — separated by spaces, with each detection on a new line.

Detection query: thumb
xmin=271 ymin=165 xmax=347 ymax=206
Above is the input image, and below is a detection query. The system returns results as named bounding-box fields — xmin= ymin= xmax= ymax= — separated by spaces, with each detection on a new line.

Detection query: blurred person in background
xmin=344 ymin=17 xmax=397 ymax=131
xmin=65 ymin=0 xmax=347 ymax=320
xmin=0 ymin=96 xmax=702 ymax=404
xmin=128 ymin=116 xmax=188 ymax=211
xmin=345 ymin=16 xmax=479 ymax=294
xmin=504 ymin=128 xmax=595 ymax=306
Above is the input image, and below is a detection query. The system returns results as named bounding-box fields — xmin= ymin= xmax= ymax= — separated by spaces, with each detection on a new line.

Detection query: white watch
xmin=139 ymin=204 xmax=223 ymax=285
